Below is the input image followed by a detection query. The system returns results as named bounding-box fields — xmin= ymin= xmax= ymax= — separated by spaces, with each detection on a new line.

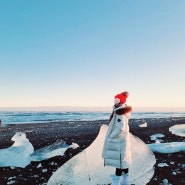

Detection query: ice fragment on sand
xmin=37 ymin=163 xmax=42 ymax=168
xmin=150 ymin=133 xmax=164 ymax=141
xmin=0 ymin=132 xmax=34 ymax=168
xmin=158 ymin=163 xmax=169 ymax=167
xmin=42 ymin=169 xmax=47 ymax=173
xmin=169 ymin=124 xmax=185 ymax=137
xmin=162 ymin=179 xmax=168 ymax=185
xmin=31 ymin=140 xmax=78 ymax=161
xmin=139 ymin=122 xmax=147 ymax=127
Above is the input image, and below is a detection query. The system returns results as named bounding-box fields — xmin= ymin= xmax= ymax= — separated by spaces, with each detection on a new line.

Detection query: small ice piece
xmin=148 ymin=142 xmax=185 ymax=153
xmin=150 ymin=133 xmax=164 ymax=141
xmin=181 ymin=164 xmax=185 ymax=169
xmin=31 ymin=140 xmax=69 ymax=161
xmin=158 ymin=163 xmax=169 ymax=167
xmin=170 ymin=161 xmax=174 ymax=164
xmin=69 ymin=142 xmax=79 ymax=149
xmin=42 ymin=169 xmax=47 ymax=173
xmin=37 ymin=163 xmax=42 ymax=168
xmin=155 ymin=139 xmax=162 ymax=144
xmin=169 ymin=124 xmax=185 ymax=137
xmin=7 ymin=180 xmax=16 ymax=185
xmin=31 ymin=140 xmax=78 ymax=161
xmin=139 ymin=122 xmax=147 ymax=127
xmin=162 ymin=179 xmax=168 ymax=185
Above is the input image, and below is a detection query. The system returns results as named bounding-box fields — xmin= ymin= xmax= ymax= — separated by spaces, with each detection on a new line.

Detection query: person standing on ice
xmin=102 ymin=91 xmax=132 ymax=185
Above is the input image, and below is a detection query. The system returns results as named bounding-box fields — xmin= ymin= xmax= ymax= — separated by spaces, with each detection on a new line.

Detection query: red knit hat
xmin=114 ymin=91 xmax=129 ymax=105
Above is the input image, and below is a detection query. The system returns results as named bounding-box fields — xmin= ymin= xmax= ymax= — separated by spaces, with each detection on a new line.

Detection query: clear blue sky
xmin=0 ymin=0 xmax=185 ymax=110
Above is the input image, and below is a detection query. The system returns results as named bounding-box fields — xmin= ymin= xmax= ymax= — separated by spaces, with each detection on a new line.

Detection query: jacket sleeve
xmin=109 ymin=115 xmax=124 ymax=139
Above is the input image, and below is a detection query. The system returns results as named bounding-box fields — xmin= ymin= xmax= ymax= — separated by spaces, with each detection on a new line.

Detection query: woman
xmin=102 ymin=91 xmax=132 ymax=185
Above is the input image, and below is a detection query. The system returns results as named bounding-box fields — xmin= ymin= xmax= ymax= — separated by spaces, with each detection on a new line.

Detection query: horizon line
xmin=0 ymin=106 xmax=185 ymax=112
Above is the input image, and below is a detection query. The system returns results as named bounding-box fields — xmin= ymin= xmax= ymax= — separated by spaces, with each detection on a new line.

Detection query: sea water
xmin=0 ymin=111 xmax=185 ymax=124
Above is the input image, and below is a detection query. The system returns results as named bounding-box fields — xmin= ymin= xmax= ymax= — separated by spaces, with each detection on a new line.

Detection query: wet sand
xmin=0 ymin=117 xmax=185 ymax=185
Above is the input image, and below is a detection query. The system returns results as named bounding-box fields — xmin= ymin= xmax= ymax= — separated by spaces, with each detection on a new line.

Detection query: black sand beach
xmin=0 ymin=117 xmax=185 ymax=185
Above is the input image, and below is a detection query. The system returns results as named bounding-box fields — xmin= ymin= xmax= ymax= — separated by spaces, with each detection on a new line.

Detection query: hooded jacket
xmin=102 ymin=105 xmax=131 ymax=169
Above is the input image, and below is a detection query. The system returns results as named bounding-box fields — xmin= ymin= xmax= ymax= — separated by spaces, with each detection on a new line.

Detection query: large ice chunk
xmin=48 ymin=125 xmax=156 ymax=185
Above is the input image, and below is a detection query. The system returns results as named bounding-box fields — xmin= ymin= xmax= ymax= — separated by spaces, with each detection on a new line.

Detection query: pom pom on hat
xmin=114 ymin=91 xmax=129 ymax=105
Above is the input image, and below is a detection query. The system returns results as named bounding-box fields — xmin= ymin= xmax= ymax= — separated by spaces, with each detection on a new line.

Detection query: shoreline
xmin=0 ymin=117 xmax=185 ymax=185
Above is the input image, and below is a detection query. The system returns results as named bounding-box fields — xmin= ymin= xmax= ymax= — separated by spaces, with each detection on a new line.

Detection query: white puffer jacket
xmin=102 ymin=106 xmax=131 ymax=169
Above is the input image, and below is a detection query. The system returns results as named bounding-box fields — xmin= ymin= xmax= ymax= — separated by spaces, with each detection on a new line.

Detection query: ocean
xmin=0 ymin=111 xmax=185 ymax=124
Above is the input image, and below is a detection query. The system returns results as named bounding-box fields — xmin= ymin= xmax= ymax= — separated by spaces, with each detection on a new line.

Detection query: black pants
xmin=115 ymin=168 xmax=129 ymax=176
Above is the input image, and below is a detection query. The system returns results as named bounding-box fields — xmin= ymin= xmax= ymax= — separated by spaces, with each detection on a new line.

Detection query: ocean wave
xmin=0 ymin=111 xmax=185 ymax=124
